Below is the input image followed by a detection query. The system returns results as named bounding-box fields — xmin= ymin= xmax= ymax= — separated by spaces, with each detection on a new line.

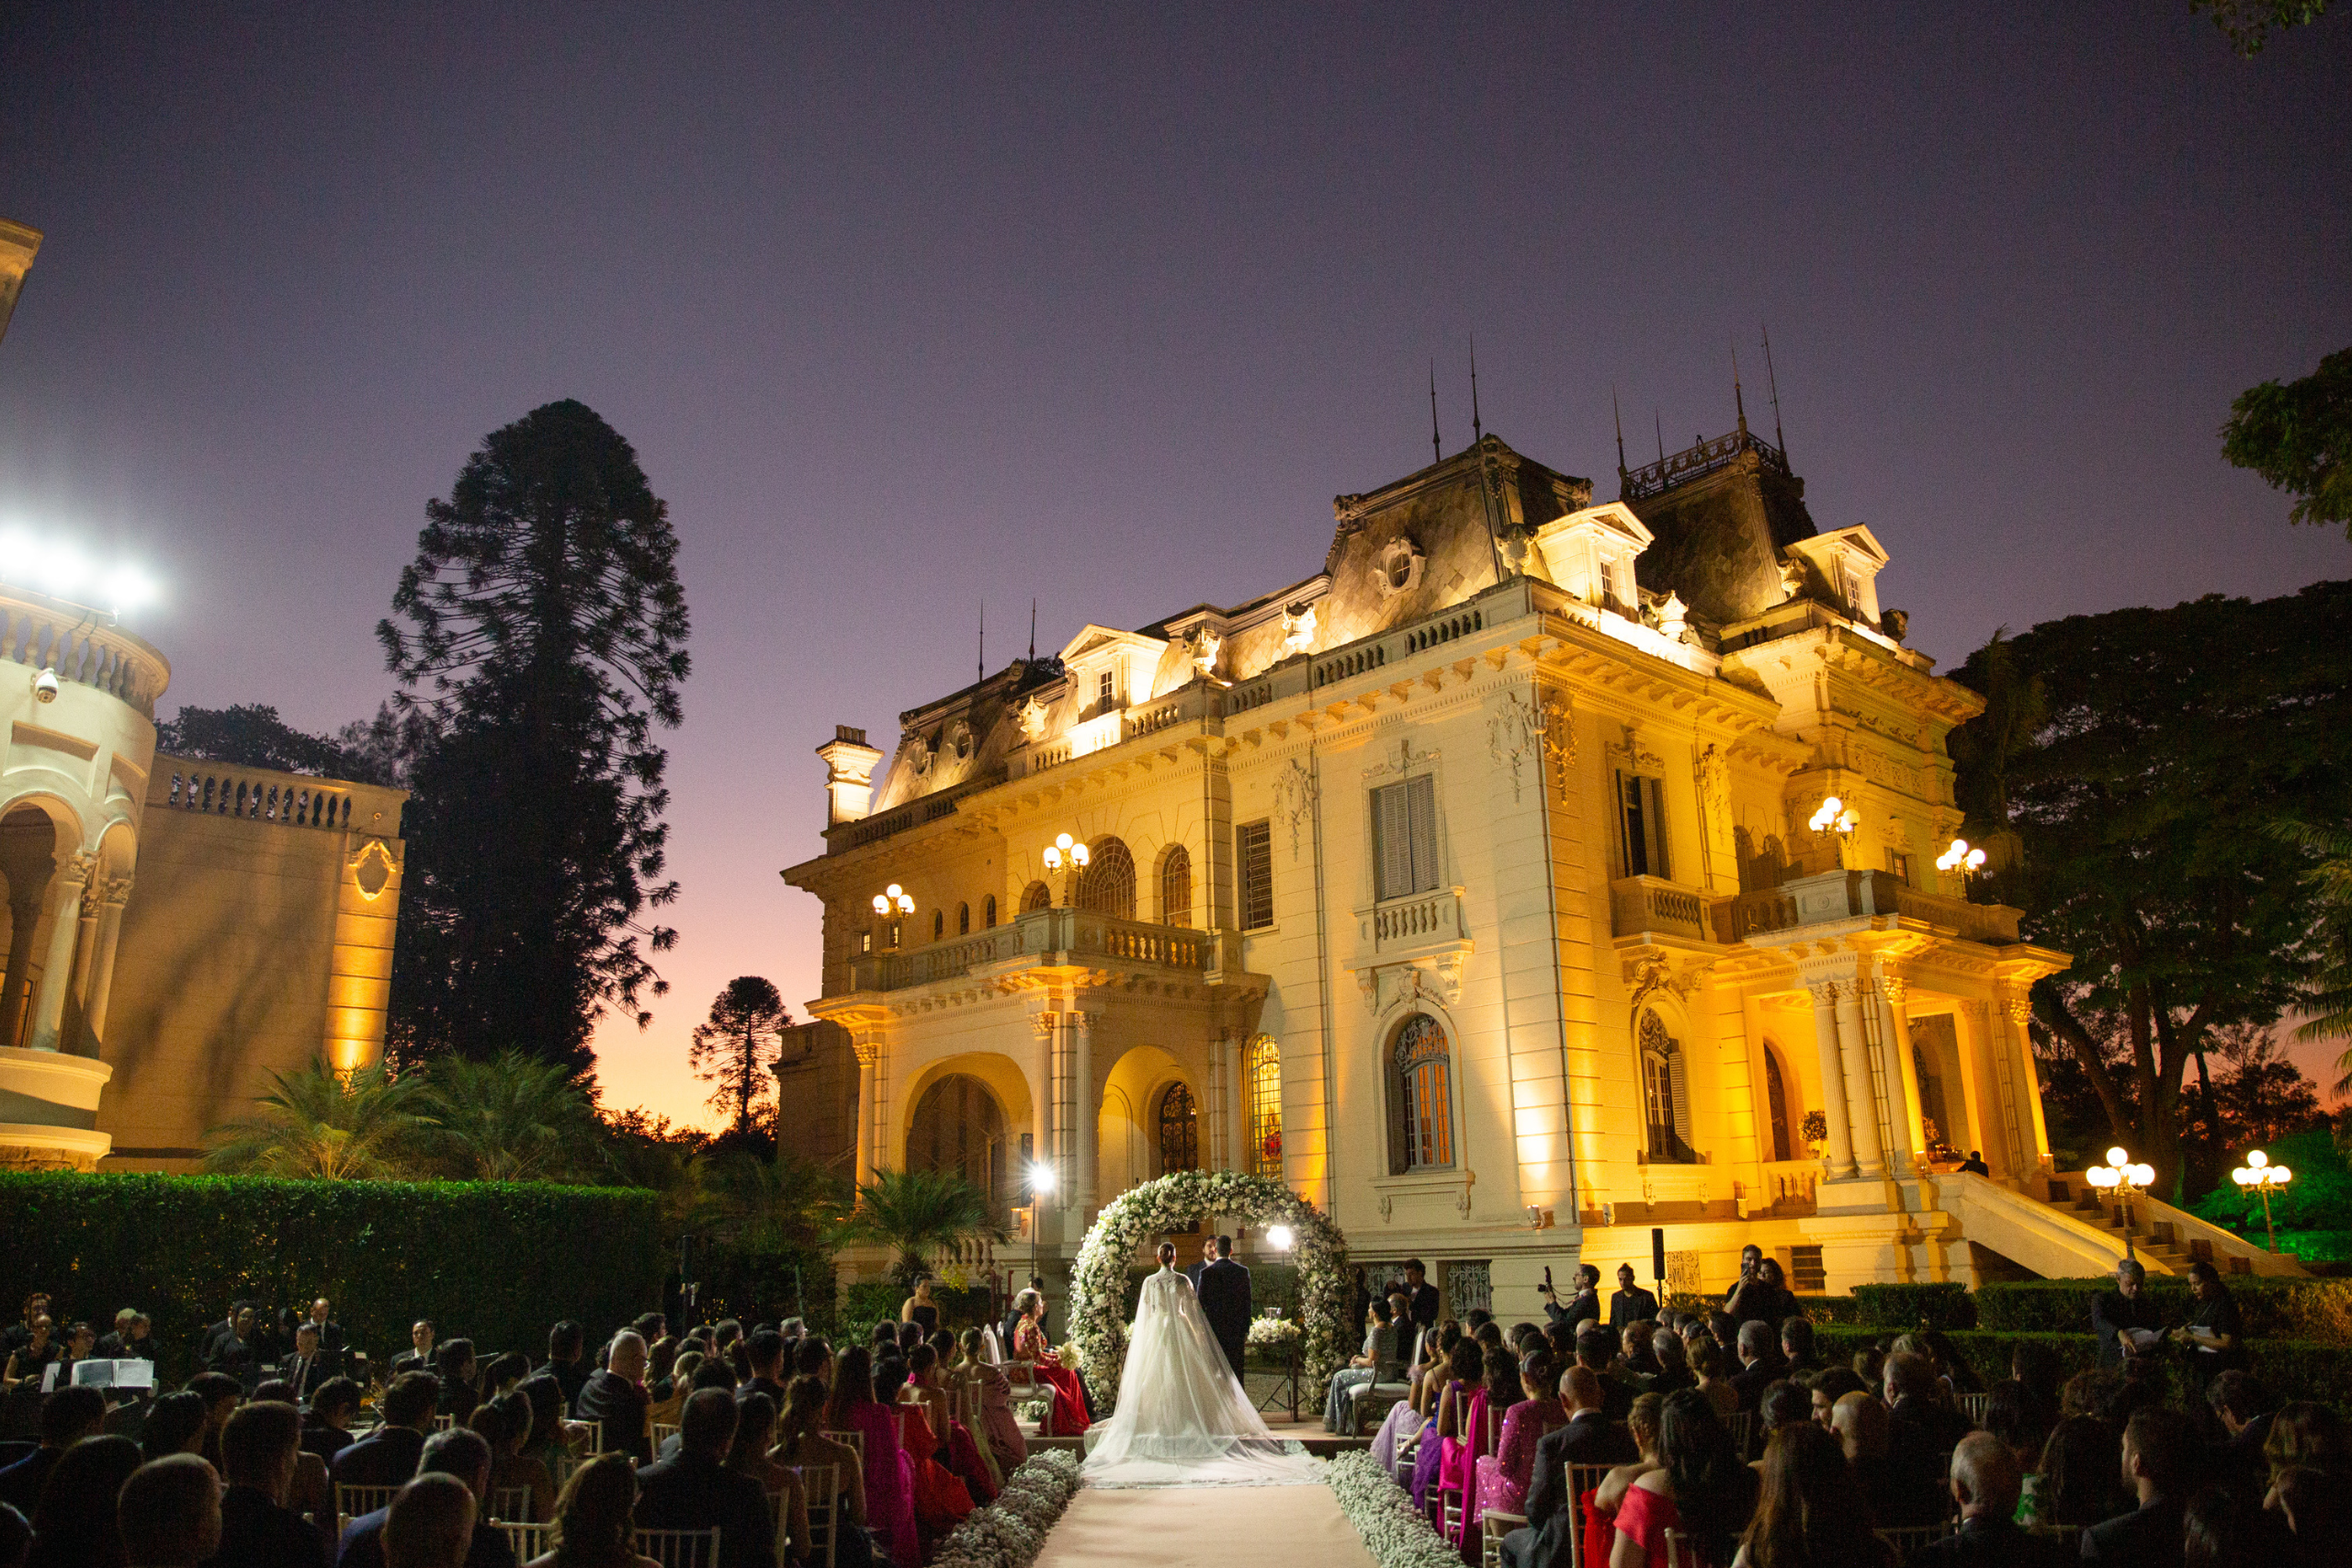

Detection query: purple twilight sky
xmin=3 ymin=4 xmax=2347 ymax=1125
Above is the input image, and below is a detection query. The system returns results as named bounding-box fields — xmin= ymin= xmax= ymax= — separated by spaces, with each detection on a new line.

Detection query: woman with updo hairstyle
xmin=1413 ymin=1335 xmax=1486 ymax=1510
xmin=528 ymin=1451 xmax=660 ymax=1568
xmin=956 ymin=1324 xmax=1025 ymax=1479
xmin=1476 ymin=1348 xmax=1567 ymax=1522
xmin=139 ymin=1390 xmax=209 ymax=1463
xmin=477 ymin=1387 xmax=556 ymax=1522
xmin=775 ymin=1373 xmax=872 ymax=1568
xmin=827 ymin=1347 xmax=918 ymax=1568
xmin=721 ymin=1391 xmax=808 ymax=1563
xmin=1586 ymin=1393 xmax=1668 ymax=1568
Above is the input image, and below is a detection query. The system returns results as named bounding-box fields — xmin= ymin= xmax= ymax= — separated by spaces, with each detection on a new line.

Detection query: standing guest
xmin=2083 ymin=1407 xmax=2193 ymax=1566
xmin=1729 ymin=1322 xmax=1789 ymax=1413
xmin=775 ymin=1375 xmax=871 ymax=1568
xmin=1726 ymin=1260 xmax=1800 ymax=1333
xmin=1724 ymin=1246 xmax=1766 ymax=1307
xmin=631 ymin=1389 xmax=776 ymax=1568
xmin=573 ymin=1334 xmax=651 ymax=1467
xmin=2171 ymin=1261 xmax=2247 ymax=1377
xmin=303 ymin=1377 xmax=364 ymax=1465
xmin=1726 ymin=1421 xmax=1891 ymax=1568
xmin=539 ymin=1325 xmax=589 ymax=1412
xmin=1609 ymin=1269 xmax=1665 ymax=1335
xmin=436 ymin=1340 xmax=481 ymax=1425
xmin=390 ymin=1322 xmax=437 ymax=1382
xmin=207 ymin=1400 xmax=327 ymax=1568
xmin=304 ymin=1300 xmax=347 ymax=1379
xmin=0 ymin=1384 xmax=106 ymax=1511
xmin=1542 ymin=1265 xmax=1602 ymax=1330
xmin=474 ymin=1391 xmax=557 ymax=1524
xmin=899 ymin=1279 xmax=941 ymax=1336
xmin=1611 ymin=1388 xmax=1758 ymax=1568
xmin=335 ymin=1372 xmax=442 ymax=1488
xmin=825 ymin=1348 xmax=917 ymax=1568
xmin=1401 ymin=1259 xmax=1442 ymax=1333
xmin=141 ymin=1392 xmax=209 ymax=1463
xmin=379 ymin=1473 xmax=479 ymax=1568
xmin=119 ymin=1453 xmax=224 ymax=1568
xmin=1498 ymin=1365 xmax=1635 ymax=1568
xmin=2091 ymin=1259 xmax=2163 ymax=1371
xmin=1904 ymin=1432 xmax=2065 ymax=1568
xmin=522 ymin=1453 xmax=660 ymax=1568
xmin=719 ymin=1392 xmax=808 ymax=1562
xmin=24 ymin=1431 xmax=141 ymax=1568
xmin=340 ymin=1427 xmax=516 ymax=1568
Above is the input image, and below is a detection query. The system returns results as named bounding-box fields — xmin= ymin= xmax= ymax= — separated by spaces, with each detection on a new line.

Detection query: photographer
xmin=1538 ymin=1263 xmax=1601 ymax=1330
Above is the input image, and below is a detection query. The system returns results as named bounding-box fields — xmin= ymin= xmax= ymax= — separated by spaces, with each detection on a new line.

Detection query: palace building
xmin=787 ymin=415 xmax=2290 ymax=1312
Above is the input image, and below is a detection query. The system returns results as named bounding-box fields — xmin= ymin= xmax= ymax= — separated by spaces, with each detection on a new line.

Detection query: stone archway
xmin=1067 ymin=1169 xmax=1349 ymax=1413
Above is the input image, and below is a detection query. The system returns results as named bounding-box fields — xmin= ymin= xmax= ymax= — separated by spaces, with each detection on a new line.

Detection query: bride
xmin=1080 ymin=1242 xmax=1320 ymax=1487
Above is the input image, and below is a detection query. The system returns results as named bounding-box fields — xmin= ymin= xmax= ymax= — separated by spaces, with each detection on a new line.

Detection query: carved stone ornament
xmin=1188 ymin=626 xmax=1223 ymax=678
xmin=948 ymin=719 xmax=975 ymax=761
xmin=1487 ymin=688 xmax=1549 ymax=805
xmin=1540 ymin=694 xmax=1576 ymax=783
xmin=1015 ymin=696 xmax=1050 ymax=743
xmin=1778 ymin=558 xmax=1807 ymax=599
xmin=1363 ymin=736 xmax=1432 ymax=784
xmin=1693 ymin=743 xmax=1730 ymax=826
xmin=1606 ymin=723 xmax=1662 ymax=773
xmin=1272 ymin=756 xmax=1320 ymax=862
xmin=1498 ymin=525 xmax=1532 ymax=578
xmin=1657 ymin=591 xmax=1691 ymax=645
xmin=908 ymin=734 xmax=935 ymax=776
xmin=1372 ymin=536 xmax=1425 ymax=599
xmin=1281 ymin=604 xmax=1317 ymax=656
xmin=1361 ymin=953 xmax=1466 ymax=1015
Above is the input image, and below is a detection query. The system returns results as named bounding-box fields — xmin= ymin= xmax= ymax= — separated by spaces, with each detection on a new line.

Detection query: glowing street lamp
xmin=1808 ymin=795 xmax=1860 ymax=868
xmin=1040 ymin=832 xmax=1090 ymax=906
xmin=2085 ymin=1145 xmax=2156 ymax=1260
xmin=2232 ymin=1149 xmax=2294 ymax=1255
xmin=1027 ymin=1161 xmax=1057 ymax=1276
xmin=1935 ymin=839 xmax=1988 ymax=876
xmin=870 ymin=884 xmax=913 ymax=947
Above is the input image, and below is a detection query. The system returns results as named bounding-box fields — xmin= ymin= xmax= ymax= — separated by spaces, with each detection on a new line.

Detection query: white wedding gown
xmin=1080 ymin=1265 xmax=1321 ymax=1487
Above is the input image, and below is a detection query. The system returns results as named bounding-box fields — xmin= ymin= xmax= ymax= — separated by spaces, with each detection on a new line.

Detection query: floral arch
xmin=1068 ymin=1168 xmax=1350 ymax=1413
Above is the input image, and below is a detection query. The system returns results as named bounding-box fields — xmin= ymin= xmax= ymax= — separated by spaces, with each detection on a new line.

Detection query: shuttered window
xmin=1372 ymin=774 xmax=1440 ymax=901
xmin=1238 ymin=819 xmax=1273 ymax=930
xmin=1616 ymin=772 xmax=1668 ymax=880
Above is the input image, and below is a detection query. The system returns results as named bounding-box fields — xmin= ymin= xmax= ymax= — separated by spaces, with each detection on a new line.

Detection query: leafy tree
xmin=203 ymin=1062 xmax=425 ymax=1179
xmin=2189 ymin=0 xmax=2335 ymax=55
xmin=841 ymin=1168 xmax=1002 ymax=1289
xmin=2275 ymin=818 xmax=2352 ymax=1089
xmin=379 ymin=400 xmax=690 ymax=1076
xmin=156 ymin=704 xmax=396 ymax=785
xmin=1951 ymin=582 xmax=2352 ymax=1196
xmin=414 ymin=1049 xmax=601 ymax=1181
xmin=688 ymin=976 xmax=793 ymax=1135
xmin=2222 ymin=347 xmax=2352 ymax=536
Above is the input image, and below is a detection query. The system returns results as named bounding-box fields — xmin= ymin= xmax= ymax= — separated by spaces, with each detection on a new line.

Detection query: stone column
xmin=1872 ymin=975 xmax=1923 ymax=1179
xmin=78 ymin=879 xmax=131 ymax=1052
xmin=1995 ymin=992 xmax=2041 ymax=1181
xmin=1029 ymin=1010 xmax=1057 ymax=1198
xmin=852 ymin=1038 xmax=881 ymax=1191
xmin=1205 ymin=1029 xmax=1230 ymax=1171
xmin=1071 ymin=1010 xmax=1097 ymax=1212
xmin=1832 ymin=980 xmax=1885 ymax=1179
xmin=26 ymin=854 xmax=91 ymax=1054
xmin=1807 ymin=983 xmax=1857 ymax=1179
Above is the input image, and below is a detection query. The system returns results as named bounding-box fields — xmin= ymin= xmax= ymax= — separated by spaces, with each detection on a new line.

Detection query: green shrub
xmin=0 ymin=1171 xmax=663 ymax=1383
xmin=1976 ymin=1279 xmax=2352 ymax=1345
xmin=1850 ymin=1282 xmax=1976 ymax=1330
xmin=1807 ymin=1324 xmax=2352 ymax=1407
xmin=1796 ymin=1295 xmax=1863 ymax=1325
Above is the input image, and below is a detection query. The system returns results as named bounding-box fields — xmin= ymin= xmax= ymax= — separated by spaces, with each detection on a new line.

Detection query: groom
xmin=1194 ymin=1233 xmax=1252 ymax=1382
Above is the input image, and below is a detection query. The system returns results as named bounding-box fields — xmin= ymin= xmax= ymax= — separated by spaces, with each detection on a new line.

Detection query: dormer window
xmin=1097 ymin=671 xmax=1116 ymax=710
xmin=1599 ymin=558 xmax=1620 ymax=608
xmin=1841 ymin=567 xmax=1865 ymax=614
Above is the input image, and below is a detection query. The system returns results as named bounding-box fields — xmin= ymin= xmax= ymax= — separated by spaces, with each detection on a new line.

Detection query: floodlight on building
xmin=0 ymin=530 xmax=162 ymax=619
xmin=1265 ymin=1224 xmax=1295 ymax=1252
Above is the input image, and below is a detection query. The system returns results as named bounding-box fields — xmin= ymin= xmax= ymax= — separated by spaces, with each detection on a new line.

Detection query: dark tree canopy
xmin=156 ymin=703 xmax=396 ymax=785
xmin=379 ymin=400 xmax=690 ymax=1076
xmin=2188 ymin=0 xmax=2335 ymax=56
xmin=1950 ymin=581 xmax=2352 ymax=1195
xmin=2222 ymin=346 xmax=2352 ymax=536
xmin=688 ymin=976 xmax=794 ymax=1134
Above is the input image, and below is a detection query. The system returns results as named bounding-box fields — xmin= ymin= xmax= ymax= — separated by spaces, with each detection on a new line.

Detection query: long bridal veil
xmin=1080 ymin=1267 xmax=1320 ymax=1487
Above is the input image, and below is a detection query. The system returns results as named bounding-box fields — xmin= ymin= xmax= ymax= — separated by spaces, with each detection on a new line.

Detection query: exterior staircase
xmin=1920 ymin=1169 xmax=2304 ymax=1280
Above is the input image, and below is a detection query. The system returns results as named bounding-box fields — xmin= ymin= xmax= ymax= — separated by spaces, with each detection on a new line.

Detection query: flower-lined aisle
xmin=1324 ymin=1450 xmax=1466 ymax=1568
xmin=928 ymin=1449 xmax=1084 ymax=1568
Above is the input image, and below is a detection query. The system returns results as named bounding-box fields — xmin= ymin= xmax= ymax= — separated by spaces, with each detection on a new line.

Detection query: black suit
xmin=336 ymin=1504 xmax=517 ymax=1568
xmin=2081 ymin=1495 xmax=2186 ymax=1568
xmin=1882 ymin=1399 xmax=1973 ymax=1527
xmin=303 ymin=1320 xmax=348 ymax=1378
xmin=285 ymin=1351 xmax=334 ymax=1402
xmin=2091 ymin=1290 xmax=2164 ymax=1370
xmin=538 ymin=1357 xmax=589 ymax=1410
xmin=330 ymin=1426 xmax=426 ymax=1489
xmin=1194 ymin=1258 xmax=1252 ymax=1381
xmin=1607 ymin=1287 xmax=1658 ymax=1331
xmin=1545 ymin=1288 xmax=1601 ymax=1329
xmin=1728 ymin=1353 xmax=1789 ymax=1412
xmin=634 ymin=1450 xmax=780 ymax=1568
xmin=207 ymin=1482 xmax=329 ymax=1568
xmin=1503 ymin=1410 xmax=1637 ymax=1568
xmin=1406 ymin=1280 xmax=1442 ymax=1331
xmin=301 ymin=1424 xmax=354 ymax=1466
xmin=575 ymin=1370 xmax=651 ymax=1465
xmin=1905 ymin=1513 xmax=2068 ymax=1568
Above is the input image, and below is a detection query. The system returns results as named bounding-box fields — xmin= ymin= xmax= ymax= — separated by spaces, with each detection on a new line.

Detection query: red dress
xmin=898 ymin=1401 xmax=975 ymax=1538
xmin=1013 ymin=1320 xmax=1091 ymax=1435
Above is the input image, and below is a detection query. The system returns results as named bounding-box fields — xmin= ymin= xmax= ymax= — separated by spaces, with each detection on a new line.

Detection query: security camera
xmin=32 ymin=668 xmax=58 ymax=704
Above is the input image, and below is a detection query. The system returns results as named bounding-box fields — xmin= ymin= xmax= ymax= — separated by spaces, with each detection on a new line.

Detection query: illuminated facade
xmin=785 ymin=420 xmax=2286 ymax=1303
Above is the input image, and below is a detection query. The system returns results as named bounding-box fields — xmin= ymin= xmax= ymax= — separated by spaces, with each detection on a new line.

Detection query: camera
xmin=32 ymin=667 xmax=58 ymax=704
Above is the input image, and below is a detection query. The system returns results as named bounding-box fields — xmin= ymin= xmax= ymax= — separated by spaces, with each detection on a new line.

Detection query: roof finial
xmin=1762 ymin=323 xmax=1788 ymax=462
xmin=1469 ymin=333 xmax=1483 ymax=444
xmin=1028 ymin=598 xmax=1036 ymax=662
xmin=1612 ymin=385 xmax=1627 ymax=477
xmin=1732 ymin=339 xmax=1748 ymax=436
xmin=978 ymin=600 xmax=985 ymax=683
xmin=1429 ymin=358 xmax=1442 ymax=465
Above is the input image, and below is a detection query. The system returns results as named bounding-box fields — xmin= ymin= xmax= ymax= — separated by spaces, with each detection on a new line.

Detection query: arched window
xmin=932 ymin=908 xmax=944 ymax=941
xmin=1245 ymin=1034 xmax=1282 ymax=1178
xmin=1763 ymin=1045 xmax=1792 ymax=1163
xmin=1641 ymin=1010 xmax=1693 ymax=1163
xmin=1078 ymin=836 xmax=1136 ymax=919
xmin=1388 ymin=1013 xmax=1454 ymax=1173
xmin=984 ymin=894 xmax=998 ymax=927
xmin=1157 ymin=1082 xmax=1198 ymax=1175
xmin=957 ymin=901 xmax=970 ymax=936
xmin=1020 ymin=880 xmax=1052 ymax=914
xmin=907 ymin=1074 xmax=1010 ymax=1218
xmin=1160 ymin=845 xmax=1193 ymax=928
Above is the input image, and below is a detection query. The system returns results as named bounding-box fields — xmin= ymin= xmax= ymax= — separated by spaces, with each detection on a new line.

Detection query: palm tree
xmin=707 ymin=1148 xmax=845 ymax=1256
xmin=841 ymin=1168 xmax=1002 ymax=1288
xmin=204 ymin=1061 xmax=425 ymax=1179
xmin=414 ymin=1050 xmax=600 ymax=1181
xmin=2274 ymin=818 xmax=2352 ymax=1094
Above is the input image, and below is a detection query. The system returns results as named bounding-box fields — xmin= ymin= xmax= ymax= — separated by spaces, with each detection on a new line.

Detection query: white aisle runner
xmin=1033 ymin=1480 xmax=1378 ymax=1568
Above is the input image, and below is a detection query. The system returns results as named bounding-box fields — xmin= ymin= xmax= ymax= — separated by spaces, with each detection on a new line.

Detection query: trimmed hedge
xmin=0 ymin=1172 xmax=664 ymax=1382
xmin=1975 ymin=1279 xmax=2352 ymax=1346
xmin=1850 ymin=1282 xmax=1976 ymax=1330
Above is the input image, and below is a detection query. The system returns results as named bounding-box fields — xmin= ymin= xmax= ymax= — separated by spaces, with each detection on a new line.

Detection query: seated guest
xmin=208 ymin=1399 xmax=327 ymax=1568
xmin=141 ymin=1392 xmax=209 ymax=1464
xmin=2170 ymin=1260 xmax=2246 ymax=1379
xmin=335 ymin=1371 xmax=441 ymax=1487
xmin=1832 ymin=1392 xmax=1913 ymax=1528
xmin=481 ymin=1354 xmax=533 ymax=1402
xmin=1476 ymin=1350 xmax=1566 ymax=1522
xmin=538 ymin=1324 xmax=589 ymax=1412
xmin=2260 ymin=1401 xmax=2346 ymax=1485
xmin=1779 ymin=1318 xmax=1820 ymax=1382
xmin=0 ymin=1384 xmax=106 ymax=1512
xmin=827 ymin=1348 xmax=917 ymax=1568
xmin=1883 ymin=1352 xmax=1971 ymax=1521
xmin=1573 ymin=1328 xmax=1634 ymax=1423
xmin=775 ymin=1375 xmax=870 ymax=1568
xmin=1805 ymin=1368 xmax=1865 ymax=1430
xmin=515 ymin=1377 xmax=579 ymax=1486
xmin=633 ymin=1389 xmax=775 ymax=1568
xmin=390 ymin=1322 xmax=436 ymax=1382
xmin=1691 ymin=1338 xmax=1739 ymax=1418
xmin=1729 ymin=1322 xmax=1789 ymax=1413
xmin=2019 ymin=1414 xmax=2125 ymax=1531
xmin=1751 ymin=1382 xmax=1811 ymax=1473
xmin=474 ymin=1391 xmax=557 ymax=1524
xmin=2266 ymin=1465 xmax=2349 ymax=1568
xmin=1323 ymin=1295 xmax=1398 ymax=1431
xmin=573 ymin=1334 xmax=651 ymax=1466
xmin=187 ymin=1372 xmax=243 ymax=1472
xmin=2206 ymin=1370 xmax=2274 ymax=1495
xmin=341 ymin=1427 xmax=517 ymax=1568
xmin=1611 ymin=1388 xmax=1757 ymax=1568
xmin=381 ymin=1472 xmax=477 ymax=1568
xmin=119 ymin=1453 xmax=224 ymax=1568
xmin=741 ymin=1331 xmax=789 ymax=1409
xmin=1727 ymin=1421 xmax=1890 ymax=1568
xmin=285 ymin=1324 xmax=335 ymax=1403
xmin=2083 ymin=1407 xmax=2192 ymax=1566
xmin=1644 ymin=1327 xmax=1694 ymax=1396
xmin=1977 ymin=1382 xmax=2042 ymax=1472
xmin=1499 ymin=1364 xmax=1637 ymax=1568
xmin=24 ymin=1432 xmax=140 ymax=1568
xmin=720 ymin=1393 xmax=808 ymax=1564
xmin=304 ymin=1377 xmax=364 ymax=1464
xmin=98 ymin=1309 xmax=155 ymax=1362
xmin=249 ymin=1382 xmax=332 ymax=1529
xmin=1616 ymin=1321 xmax=1662 ymax=1382
xmin=436 ymin=1341 xmax=481 ymax=1425
xmin=1905 ymin=1432 xmax=2065 ymax=1568
xmin=526 ymin=1452 xmax=660 ymax=1568
xmin=955 ymin=1328 xmax=1025 ymax=1481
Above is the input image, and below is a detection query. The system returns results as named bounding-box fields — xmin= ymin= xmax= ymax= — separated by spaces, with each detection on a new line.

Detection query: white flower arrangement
xmin=1246 ymin=1314 xmax=1304 ymax=1349
xmin=1066 ymin=1168 xmax=1351 ymax=1413
xmin=927 ymin=1449 xmax=1085 ymax=1568
xmin=1325 ymin=1449 xmax=1468 ymax=1568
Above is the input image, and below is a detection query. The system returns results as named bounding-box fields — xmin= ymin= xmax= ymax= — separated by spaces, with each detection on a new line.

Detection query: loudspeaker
xmin=1651 ymin=1226 xmax=1667 ymax=1285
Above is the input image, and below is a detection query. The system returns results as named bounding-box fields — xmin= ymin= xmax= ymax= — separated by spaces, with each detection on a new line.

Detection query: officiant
xmin=2092 ymin=1258 xmax=2165 ymax=1369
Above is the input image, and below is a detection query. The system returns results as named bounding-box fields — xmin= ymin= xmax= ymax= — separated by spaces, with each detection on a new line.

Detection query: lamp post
xmin=1040 ymin=833 xmax=1090 ymax=907
xmin=870 ymin=885 xmax=914 ymax=947
xmin=1934 ymin=838 xmax=1987 ymax=880
xmin=2232 ymin=1149 xmax=2294 ymax=1255
xmin=1028 ymin=1161 xmax=1057 ymax=1280
xmin=1809 ymin=795 xmax=1860 ymax=869
xmin=2085 ymin=1145 xmax=2155 ymax=1260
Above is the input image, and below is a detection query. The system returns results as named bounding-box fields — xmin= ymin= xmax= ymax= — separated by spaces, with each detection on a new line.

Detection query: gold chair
xmin=1482 ymin=1510 xmax=1528 ymax=1568
xmin=636 ymin=1526 xmax=723 ymax=1567
xmin=497 ymin=1520 xmax=555 ymax=1562
xmin=489 ymin=1484 xmax=533 ymax=1523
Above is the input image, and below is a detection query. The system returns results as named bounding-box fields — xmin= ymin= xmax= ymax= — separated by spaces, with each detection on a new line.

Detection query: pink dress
xmin=1475 ymin=1397 xmax=1565 ymax=1519
xmin=1613 ymin=1483 xmax=1684 ymax=1568
xmin=972 ymin=1361 xmax=1028 ymax=1477
xmin=845 ymin=1400 xmax=921 ymax=1568
xmin=1438 ymin=1388 xmax=1493 ymax=1544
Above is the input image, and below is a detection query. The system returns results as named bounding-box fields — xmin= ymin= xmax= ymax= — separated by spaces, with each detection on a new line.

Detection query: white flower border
xmin=927 ymin=1449 xmax=1085 ymax=1568
xmin=1068 ymin=1168 xmax=1349 ymax=1414
xmin=1325 ymin=1449 xmax=1467 ymax=1568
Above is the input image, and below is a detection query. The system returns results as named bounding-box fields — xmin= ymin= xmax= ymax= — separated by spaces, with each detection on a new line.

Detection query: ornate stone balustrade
xmin=160 ymin=764 xmax=354 ymax=829
xmin=1714 ymin=871 xmax=2021 ymax=946
xmin=0 ymin=588 xmax=170 ymax=718
xmin=1609 ymin=875 xmax=1711 ymax=942
xmin=846 ymin=904 xmax=1211 ymax=993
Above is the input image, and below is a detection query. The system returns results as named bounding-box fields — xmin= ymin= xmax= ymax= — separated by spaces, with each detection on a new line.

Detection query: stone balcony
xmin=845 ymin=904 xmax=1225 ymax=994
xmin=0 ymin=586 xmax=171 ymax=718
xmin=1609 ymin=868 xmax=2024 ymax=950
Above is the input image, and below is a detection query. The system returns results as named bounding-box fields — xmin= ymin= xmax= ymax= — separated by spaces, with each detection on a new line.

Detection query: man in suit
xmin=1186 ymin=1235 xmax=1217 ymax=1291
xmin=1572 ymin=1328 xmax=1634 ymax=1423
xmin=575 ymin=1331 xmax=652 ymax=1465
xmin=333 ymin=1371 xmax=440 ymax=1489
xmin=0 ymin=1385 xmax=104 ymax=1513
xmin=337 ymin=1427 xmax=517 ymax=1568
xmin=538 ymin=1321 xmax=589 ymax=1410
xmin=1540 ymin=1263 xmax=1601 ymax=1330
xmin=1727 ymin=1320 xmax=1788 ymax=1412
xmin=1399 ymin=1259 xmax=1442 ymax=1333
xmin=1908 ymin=1433 xmax=2066 ymax=1568
xmin=1500 ymin=1366 xmax=1635 ymax=1568
xmin=209 ymin=1399 xmax=329 ymax=1568
xmin=389 ymin=1319 xmax=436 ymax=1382
xmin=1194 ymin=1235 xmax=1252 ymax=1382
xmin=303 ymin=1298 xmax=347 ymax=1379
xmin=303 ymin=1377 xmax=363 ymax=1466
xmin=2092 ymin=1259 xmax=2164 ymax=1371
xmin=284 ymin=1324 xmax=334 ymax=1404
xmin=1883 ymin=1353 xmax=1974 ymax=1525
xmin=2083 ymin=1407 xmax=2192 ymax=1567
xmin=741 ymin=1330 xmax=790 ymax=1408
xmin=1606 ymin=1263 xmax=1658 ymax=1332
xmin=634 ymin=1388 xmax=778 ymax=1568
